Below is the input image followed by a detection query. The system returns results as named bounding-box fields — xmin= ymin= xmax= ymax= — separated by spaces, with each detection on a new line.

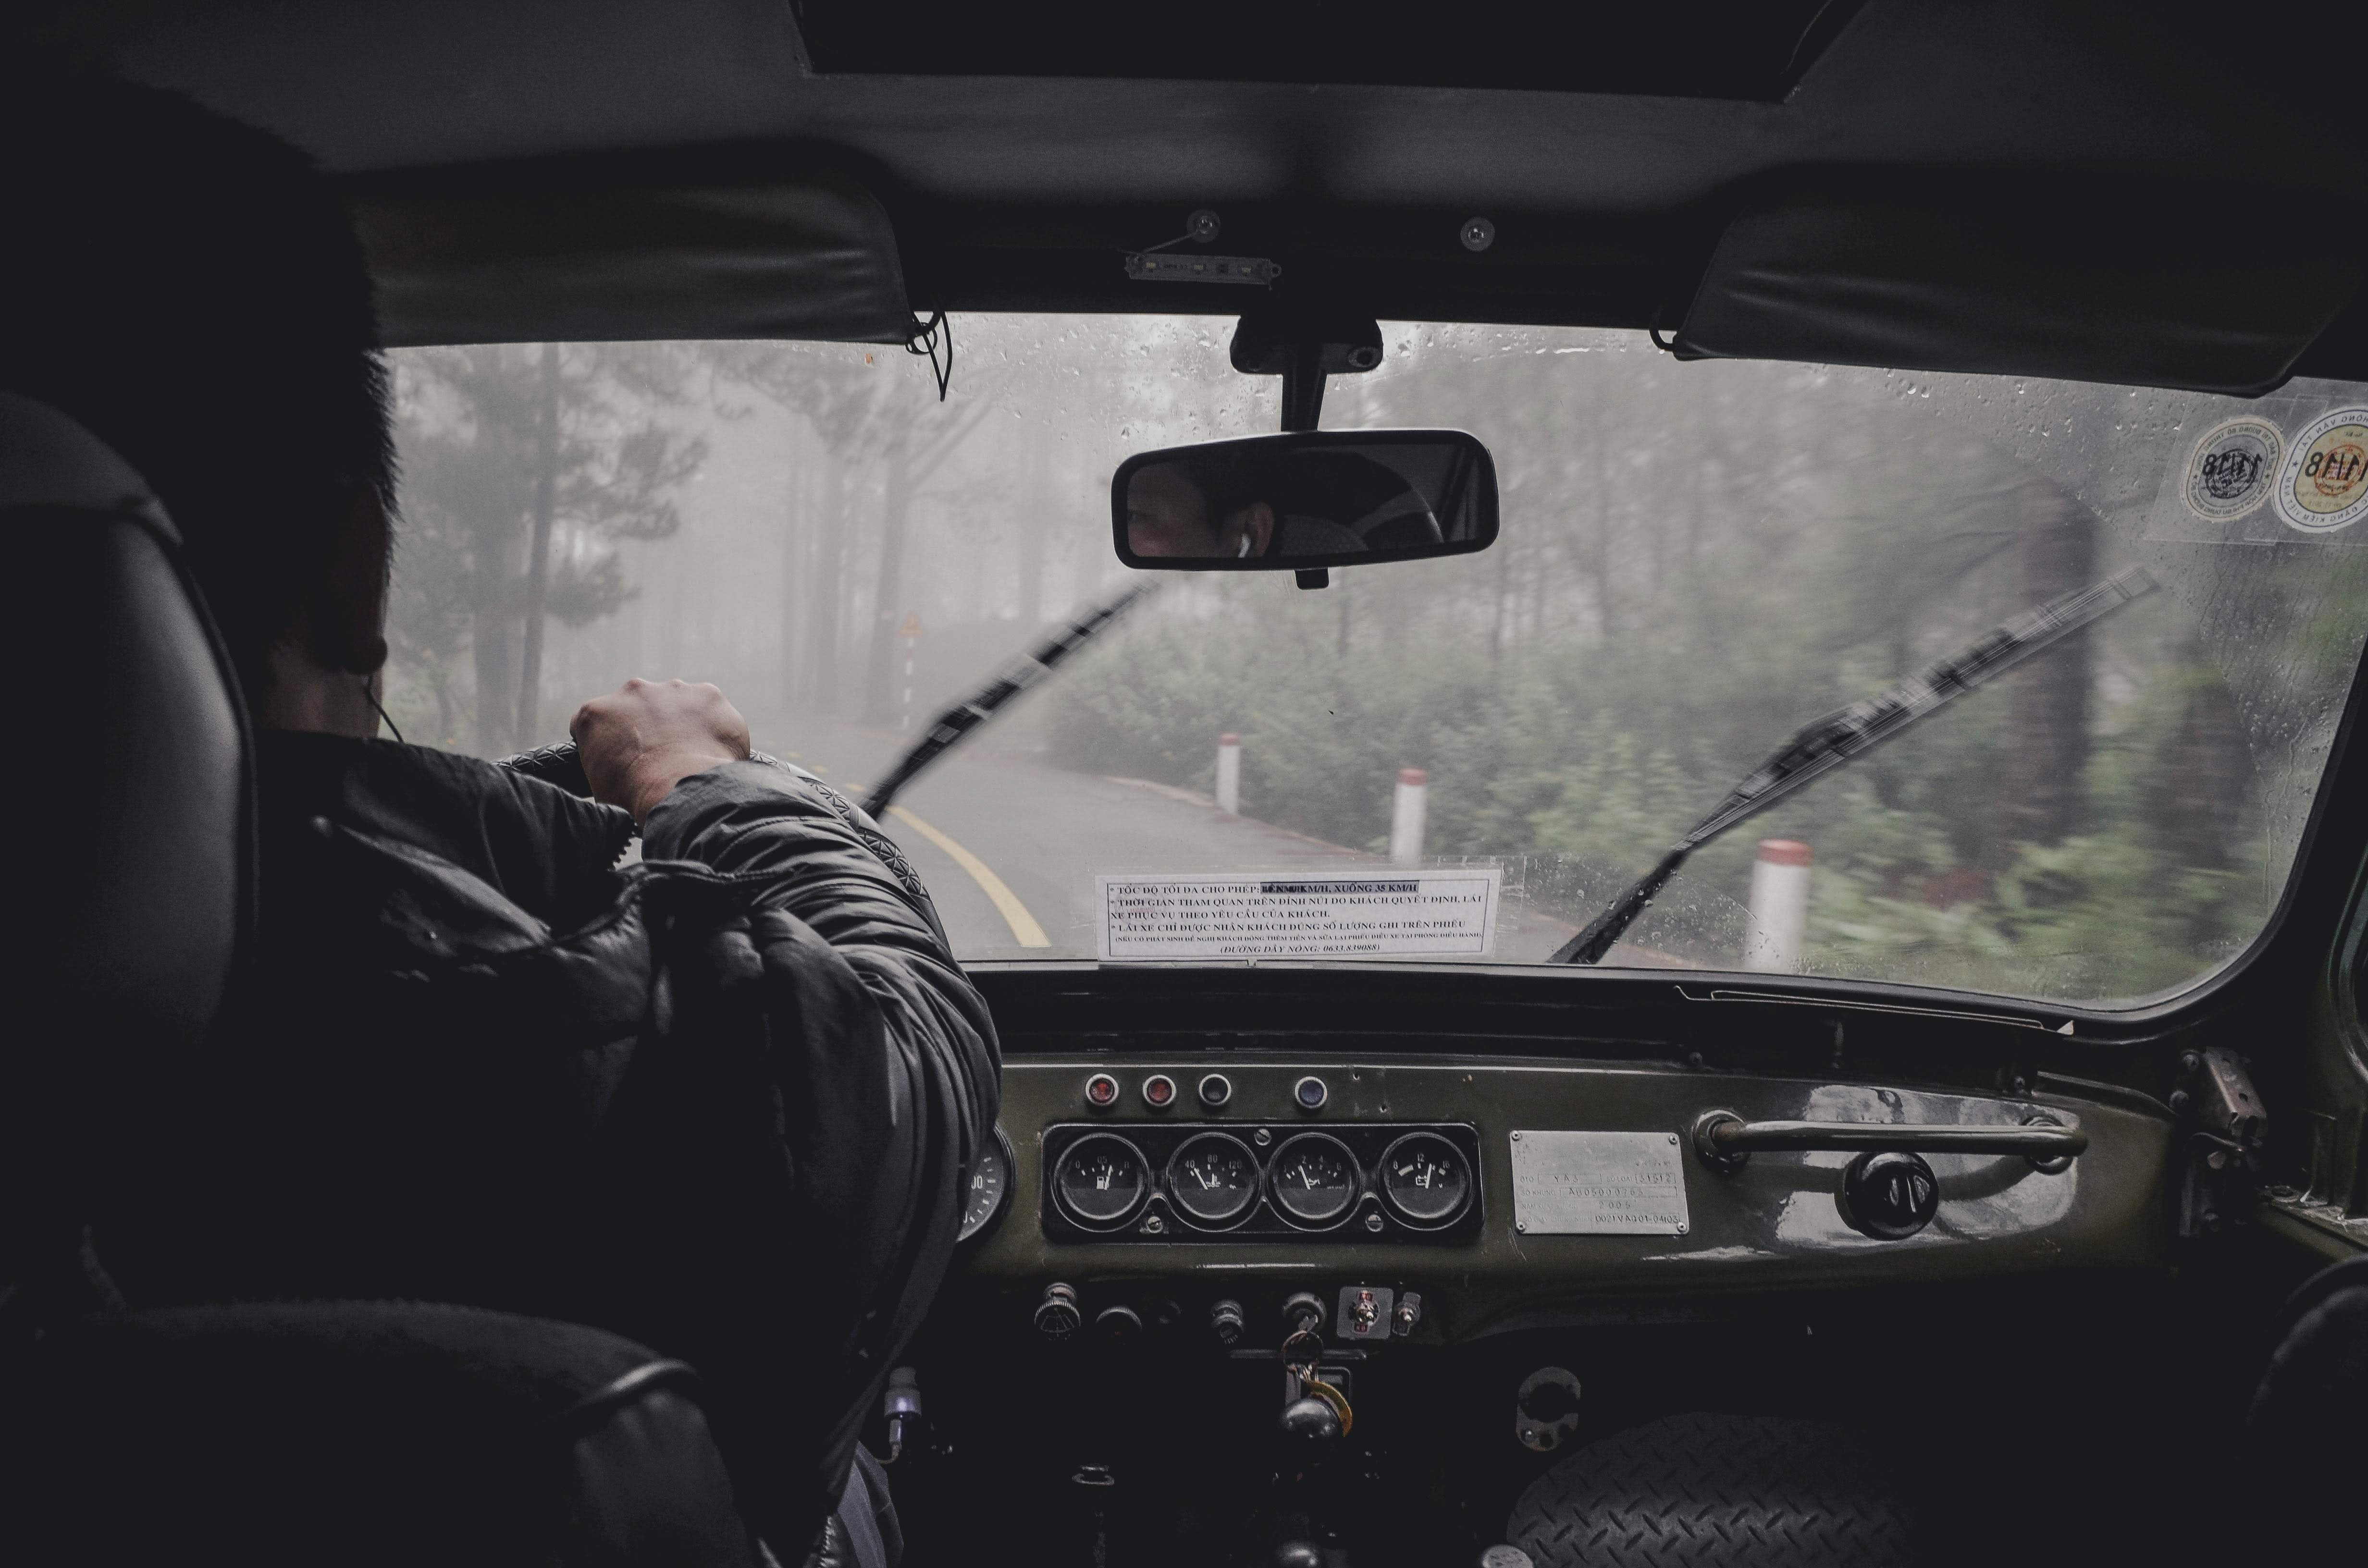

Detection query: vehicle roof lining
xmin=25 ymin=0 xmax=2368 ymax=386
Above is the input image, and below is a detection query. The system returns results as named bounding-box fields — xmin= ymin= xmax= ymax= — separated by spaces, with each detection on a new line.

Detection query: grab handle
xmin=1691 ymin=1110 xmax=2085 ymax=1173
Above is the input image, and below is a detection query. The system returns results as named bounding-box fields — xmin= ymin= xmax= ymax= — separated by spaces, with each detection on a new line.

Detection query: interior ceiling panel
xmin=789 ymin=0 xmax=1862 ymax=100
xmin=16 ymin=0 xmax=2366 ymax=385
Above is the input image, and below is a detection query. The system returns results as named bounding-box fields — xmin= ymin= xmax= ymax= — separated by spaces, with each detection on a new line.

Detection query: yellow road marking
xmin=887 ymin=806 xmax=1050 ymax=948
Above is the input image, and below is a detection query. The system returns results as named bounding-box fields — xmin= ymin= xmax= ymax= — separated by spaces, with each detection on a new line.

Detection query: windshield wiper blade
xmin=861 ymin=584 xmax=1154 ymax=818
xmin=1548 ymin=565 xmax=2159 ymax=966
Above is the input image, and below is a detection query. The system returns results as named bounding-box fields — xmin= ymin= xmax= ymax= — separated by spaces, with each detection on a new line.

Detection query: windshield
xmin=383 ymin=321 xmax=2368 ymax=1007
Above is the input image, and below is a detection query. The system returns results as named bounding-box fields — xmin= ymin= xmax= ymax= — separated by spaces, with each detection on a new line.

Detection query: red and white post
xmin=1215 ymin=733 xmax=1241 ymax=816
xmin=1390 ymin=768 xmax=1429 ymax=867
xmin=1744 ymin=838 xmax=1813 ymax=972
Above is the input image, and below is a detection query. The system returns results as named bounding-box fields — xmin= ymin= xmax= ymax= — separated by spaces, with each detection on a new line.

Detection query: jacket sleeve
xmin=641 ymin=760 xmax=999 ymax=1510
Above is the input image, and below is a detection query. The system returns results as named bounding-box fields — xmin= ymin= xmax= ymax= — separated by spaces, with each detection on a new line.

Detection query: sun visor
xmin=355 ymin=175 xmax=917 ymax=347
xmin=1670 ymin=173 xmax=2363 ymax=396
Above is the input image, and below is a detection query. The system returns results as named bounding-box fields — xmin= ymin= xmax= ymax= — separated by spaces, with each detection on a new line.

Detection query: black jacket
xmin=103 ymin=733 xmax=999 ymax=1548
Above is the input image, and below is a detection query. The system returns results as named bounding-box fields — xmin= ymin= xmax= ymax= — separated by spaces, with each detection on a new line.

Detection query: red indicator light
xmin=1085 ymin=1073 xmax=1120 ymax=1108
xmin=1143 ymin=1074 xmax=1177 ymax=1108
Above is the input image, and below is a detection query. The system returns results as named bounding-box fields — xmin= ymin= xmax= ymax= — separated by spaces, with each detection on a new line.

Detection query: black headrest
xmin=0 ymin=389 xmax=250 ymax=1059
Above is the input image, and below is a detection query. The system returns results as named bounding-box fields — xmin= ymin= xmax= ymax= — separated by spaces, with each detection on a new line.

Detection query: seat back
xmin=0 ymin=388 xmax=251 ymax=1291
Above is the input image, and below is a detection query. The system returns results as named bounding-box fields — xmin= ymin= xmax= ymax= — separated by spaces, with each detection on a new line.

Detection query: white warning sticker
xmin=1096 ymin=870 xmax=1500 ymax=961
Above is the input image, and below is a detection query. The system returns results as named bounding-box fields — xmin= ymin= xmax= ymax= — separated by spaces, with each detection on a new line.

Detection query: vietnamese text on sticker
xmin=2182 ymin=416 xmax=2282 ymax=523
xmin=1096 ymin=870 xmax=1501 ymax=960
xmin=2275 ymin=407 xmax=2368 ymax=534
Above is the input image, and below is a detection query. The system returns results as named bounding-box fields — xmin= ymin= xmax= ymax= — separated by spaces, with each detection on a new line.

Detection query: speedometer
xmin=958 ymin=1126 xmax=1016 ymax=1242
xmin=1166 ymin=1132 xmax=1258 ymax=1225
xmin=1052 ymin=1133 xmax=1151 ymax=1227
xmin=1268 ymin=1133 xmax=1360 ymax=1227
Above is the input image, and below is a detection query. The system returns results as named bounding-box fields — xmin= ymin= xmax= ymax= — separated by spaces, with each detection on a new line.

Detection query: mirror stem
xmin=1280 ymin=343 xmax=1326 ymax=433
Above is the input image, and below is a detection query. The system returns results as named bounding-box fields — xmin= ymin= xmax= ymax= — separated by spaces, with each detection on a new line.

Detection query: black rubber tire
xmin=1507 ymin=1413 xmax=1914 ymax=1568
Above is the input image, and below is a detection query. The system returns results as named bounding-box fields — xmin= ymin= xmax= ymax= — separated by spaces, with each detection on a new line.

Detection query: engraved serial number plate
xmin=1509 ymin=1131 xmax=1690 ymax=1236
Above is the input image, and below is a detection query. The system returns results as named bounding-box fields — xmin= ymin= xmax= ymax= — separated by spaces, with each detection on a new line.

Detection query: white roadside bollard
xmin=1215 ymin=733 xmax=1241 ymax=816
xmin=1744 ymin=838 xmax=1813 ymax=972
xmin=1390 ymin=768 xmax=1429 ymax=867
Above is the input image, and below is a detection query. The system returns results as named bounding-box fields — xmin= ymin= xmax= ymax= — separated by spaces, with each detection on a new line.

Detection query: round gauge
xmin=1052 ymin=1133 xmax=1151 ymax=1227
xmin=1268 ymin=1133 xmax=1361 ymax=1227
xmin=1377 ymin=1131 xmax=1473 ymax=1226
xmin=958 ymin=1126 xmax=1016 ymax=1242
xmin=1165 ymin=1132 xmax=1259 ymax=1226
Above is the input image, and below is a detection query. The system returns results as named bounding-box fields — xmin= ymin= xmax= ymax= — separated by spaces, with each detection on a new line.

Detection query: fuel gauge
xmin=1052 ymin=1134 xmax=1150 ymax=1228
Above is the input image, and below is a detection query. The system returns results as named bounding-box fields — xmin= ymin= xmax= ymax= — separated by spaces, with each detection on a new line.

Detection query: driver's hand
xmin=570 ymin=678 xmax=752 ymax=823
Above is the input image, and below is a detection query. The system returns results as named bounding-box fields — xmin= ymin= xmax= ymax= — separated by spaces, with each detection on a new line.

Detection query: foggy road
xmin=770 ymin=720 xmax=1600 ymax=965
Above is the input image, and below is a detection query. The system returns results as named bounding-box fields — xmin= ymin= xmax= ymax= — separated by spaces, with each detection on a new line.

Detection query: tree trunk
xmin=1016 ymin=429 xmax=1048 ymax=628
xmin=807 ymin=456 xmax=846 ymax=711
xmin=863 ymin=454 xmax=915 ymax=723
xmin=1591 ymin=385 xmax=1616 ymax=641
xmin=1995 ymin=478 xmax=2098 ymax=851
xmin=514 ymin=342 xmax=561 ymax=744
xmin=781 ymin=435 xmax=811 ymax=705
xmin=472 ymin=597 xmax=516 ymax=756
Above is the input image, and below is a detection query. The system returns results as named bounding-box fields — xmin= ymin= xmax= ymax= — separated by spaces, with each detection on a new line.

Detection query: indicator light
xmin=1084 ymin=1073 xmax=1120 ymax=1109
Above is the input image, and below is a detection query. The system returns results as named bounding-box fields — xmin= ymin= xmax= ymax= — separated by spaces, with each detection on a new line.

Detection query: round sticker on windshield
xmin=2182 ymin=417 xmax=2282 ymax=522
xmin=2275 ymin=408 xmax=2368 ymax=534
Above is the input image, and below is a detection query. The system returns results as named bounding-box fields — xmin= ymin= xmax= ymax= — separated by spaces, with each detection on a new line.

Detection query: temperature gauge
xmin=1166 ymin=1132 xmax=1259 ymax=1225
xmin=958 ymin=1127 xmax=1016 ymax=1242
xmin=1052 ymin=1134 xmax=1151 ymax=1227
xmin=1377 ymin=1131 xmax=1472 ymax=1225
xmin=1268 ymin=1133 xmax=1361 ymax=1227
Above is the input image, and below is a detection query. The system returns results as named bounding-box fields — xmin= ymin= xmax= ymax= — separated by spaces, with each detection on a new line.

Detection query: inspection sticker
xmin=1096 ymin=870 xmax=1499 ymax=961
xmin=2274 ymin=407 xmax=2368 ymax=534
xmin=2182 ymin=416 xmax=2283 ymax=522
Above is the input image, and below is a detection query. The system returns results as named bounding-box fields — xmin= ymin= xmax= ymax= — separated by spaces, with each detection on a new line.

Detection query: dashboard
xmin=951 ymin=1051 xmax=2174 ymax=1349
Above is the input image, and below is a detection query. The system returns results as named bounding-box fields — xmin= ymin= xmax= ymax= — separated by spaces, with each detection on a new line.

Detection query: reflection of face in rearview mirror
xmin=1112 ymin=430 xmax=1498 ymax=572
xmin=1125 ymin=463 xmax=1275 ymax=560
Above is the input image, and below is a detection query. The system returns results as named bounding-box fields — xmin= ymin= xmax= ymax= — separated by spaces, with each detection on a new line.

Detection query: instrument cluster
xmin=1040 ymin=1120 xmax=1483 ymax=1244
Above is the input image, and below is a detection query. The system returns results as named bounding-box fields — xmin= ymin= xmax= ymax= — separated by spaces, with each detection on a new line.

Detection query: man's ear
xmin=309 ymin=487 xmax=391 ymax=674
xmin=1244 ymin=501 xmax=1276 ymax=558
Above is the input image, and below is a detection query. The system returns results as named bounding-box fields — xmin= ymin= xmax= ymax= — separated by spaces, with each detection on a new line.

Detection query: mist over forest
xmin=382 ymin=320 xmax=2368 ymax=1004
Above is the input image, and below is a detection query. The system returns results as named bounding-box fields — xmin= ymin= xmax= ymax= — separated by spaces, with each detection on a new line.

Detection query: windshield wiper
xmin=862 ymin=584 xmax=1153 ymax=818
xmin=1549 ymin=565 xmax=2159 ymax=966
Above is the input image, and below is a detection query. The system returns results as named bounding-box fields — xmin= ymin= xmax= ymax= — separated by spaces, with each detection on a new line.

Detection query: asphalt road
xmin=768 ymin=719 xmax=1640 ymax=967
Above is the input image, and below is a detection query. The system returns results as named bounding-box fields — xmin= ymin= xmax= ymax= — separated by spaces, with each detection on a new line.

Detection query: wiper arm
xmin=1548 ymin=565 xmax=2158 ymax=966
xmin=861 ymin=584 xmax=1154 ymax=818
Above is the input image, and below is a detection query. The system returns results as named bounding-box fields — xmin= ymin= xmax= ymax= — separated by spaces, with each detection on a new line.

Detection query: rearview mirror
xmin=1112 ymin=430 xmax=1498 ymax=572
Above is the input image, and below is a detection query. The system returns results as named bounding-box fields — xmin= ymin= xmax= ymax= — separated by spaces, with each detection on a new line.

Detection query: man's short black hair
xmin=0 ymin=69 xmax=396 ymax=693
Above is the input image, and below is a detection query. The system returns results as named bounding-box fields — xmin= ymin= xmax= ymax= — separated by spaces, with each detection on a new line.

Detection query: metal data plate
xmin=1508 ymin=1131 xmax=1690 ymax=1236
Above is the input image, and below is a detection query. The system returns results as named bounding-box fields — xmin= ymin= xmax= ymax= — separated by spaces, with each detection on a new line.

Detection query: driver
xmin=0 ymin=71 xmax=992 ymax=1564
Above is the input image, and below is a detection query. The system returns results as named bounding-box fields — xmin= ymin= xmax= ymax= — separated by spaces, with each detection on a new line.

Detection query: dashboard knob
xmin=1210 ymin=1298 xmax=1246 ymax=1346
xmin=1094 ymin=1304 xmax=1143 ymax=1344
xmin=1279 ymin=1396 xmax=1342 ymax=1444
xmin=1033 ymin=1282 xmax=1081 ymax=1340
xmin=1275 ymin=1542 xmax=1324 ymax=1568
xmin=1838 ymin=1150 xmax=1940 ymax=1240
